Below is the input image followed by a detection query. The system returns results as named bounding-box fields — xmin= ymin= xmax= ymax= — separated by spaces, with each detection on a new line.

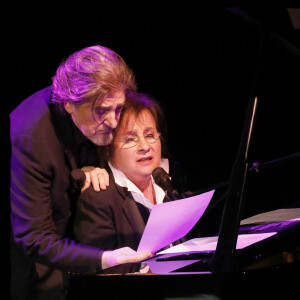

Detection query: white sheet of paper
xmin=137 ymin=190 xmax=215 ymax=253
xmin=157 ymin=232 xmax=277 ymax=254
xmin=146 ymin=258 xmax=202 ymax=275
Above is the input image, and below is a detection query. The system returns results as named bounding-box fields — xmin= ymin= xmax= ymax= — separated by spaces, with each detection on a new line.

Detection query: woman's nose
xmin=137 ymin=136 xmax=150 ymax=152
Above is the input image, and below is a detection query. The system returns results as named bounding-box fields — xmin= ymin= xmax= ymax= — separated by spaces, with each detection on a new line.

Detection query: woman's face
xmin=111 ymin=109 xmax=161 ymax=186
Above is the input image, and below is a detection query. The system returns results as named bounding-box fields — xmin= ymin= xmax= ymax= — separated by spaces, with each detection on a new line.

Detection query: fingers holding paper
xmin=102 ymin=247 xmax=153 ymax=269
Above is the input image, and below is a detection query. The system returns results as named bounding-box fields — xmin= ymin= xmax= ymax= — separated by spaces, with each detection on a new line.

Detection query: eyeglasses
xmin=117 ymin=132 xmax=161 ymax=149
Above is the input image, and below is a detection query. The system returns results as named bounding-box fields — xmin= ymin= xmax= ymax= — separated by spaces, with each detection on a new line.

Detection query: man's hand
xmin=81 ymin=166 xmax=109 ymax=192
xmin=101 ymin=247 xmax=153 ymax=269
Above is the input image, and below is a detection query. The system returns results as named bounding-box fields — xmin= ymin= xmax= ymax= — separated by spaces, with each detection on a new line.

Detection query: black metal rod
xmin=209 ymin=96 xmax=258 ymax=273
xmin=225 ymin=8 xmax=300 ymax=60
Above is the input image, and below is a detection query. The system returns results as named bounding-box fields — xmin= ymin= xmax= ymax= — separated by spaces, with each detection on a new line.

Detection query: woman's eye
xmin=124 ymin=137 xmax=136 ymax=143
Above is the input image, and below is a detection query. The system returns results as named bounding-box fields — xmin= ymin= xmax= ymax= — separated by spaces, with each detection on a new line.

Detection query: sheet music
xmin=137 ymin=190 xmax=215 ymax=253
xmin=157 ymin=232 xmax=277 ymax=254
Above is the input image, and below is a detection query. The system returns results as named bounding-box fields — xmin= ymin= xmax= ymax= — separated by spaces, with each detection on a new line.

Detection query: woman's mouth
xmin=137 ymin=156 xmax=153 ymax=164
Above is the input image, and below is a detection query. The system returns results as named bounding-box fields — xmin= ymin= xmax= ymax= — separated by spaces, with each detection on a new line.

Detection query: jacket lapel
xmin=114 ymin=183 xmax=147 ymax=239
xmin=123 ymin=196 xmax=147 ymax=240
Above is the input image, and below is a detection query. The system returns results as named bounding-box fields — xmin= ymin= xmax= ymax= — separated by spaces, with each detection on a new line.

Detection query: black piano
xmin=66 ymin=208 xmax=300 ymax=299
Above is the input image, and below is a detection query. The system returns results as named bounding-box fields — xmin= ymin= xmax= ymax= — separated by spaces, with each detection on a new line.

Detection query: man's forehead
xmin=100 ymin=92 xmax=125 ymax=107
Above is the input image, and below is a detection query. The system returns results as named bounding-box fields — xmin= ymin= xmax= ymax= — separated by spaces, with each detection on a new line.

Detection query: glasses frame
xmin=117 ymin=132 xmax=162 ymax=149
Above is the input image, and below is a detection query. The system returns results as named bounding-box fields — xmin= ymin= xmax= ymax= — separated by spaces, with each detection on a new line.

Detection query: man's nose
xmin=104 ymin=110 xmax=119 ymax=129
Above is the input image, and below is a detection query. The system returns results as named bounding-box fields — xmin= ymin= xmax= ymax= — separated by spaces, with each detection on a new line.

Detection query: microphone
xmin=152 ymin=167 xmax=181 ymax=201
xmin=70 ymin=169 xmax=86 ymax=190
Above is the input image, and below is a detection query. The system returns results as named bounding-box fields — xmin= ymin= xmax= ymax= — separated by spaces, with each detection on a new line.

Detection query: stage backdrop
xmin=10 ymin=8 xmax=300 ymax=234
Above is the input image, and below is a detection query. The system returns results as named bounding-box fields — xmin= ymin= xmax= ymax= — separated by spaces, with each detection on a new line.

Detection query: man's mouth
xmin=95 ymin=130 xmax=112 ymax=135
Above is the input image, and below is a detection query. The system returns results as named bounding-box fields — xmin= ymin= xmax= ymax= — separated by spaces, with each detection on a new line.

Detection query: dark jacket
xmin=74 ymin=174 xmax=150 ymax=274
xmin=10 ymin=87 xmax=103 ymax=299
xmin=74 ymin=170 xmax=187 ymax=274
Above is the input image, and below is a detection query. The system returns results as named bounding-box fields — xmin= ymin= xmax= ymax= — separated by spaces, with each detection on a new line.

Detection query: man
xmin=10 ymin=45 xmax=151 ymax=299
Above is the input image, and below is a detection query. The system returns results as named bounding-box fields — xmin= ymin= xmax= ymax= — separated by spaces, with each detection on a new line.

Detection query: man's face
xmin=64 ymin=91 xmax=125 ymax=145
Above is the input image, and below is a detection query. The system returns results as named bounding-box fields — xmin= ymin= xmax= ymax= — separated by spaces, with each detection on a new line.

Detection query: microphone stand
xmin=249 ymin=152 xmax=300 ymax=174
xmin=199 ymin=151 xmax=300 ymax=219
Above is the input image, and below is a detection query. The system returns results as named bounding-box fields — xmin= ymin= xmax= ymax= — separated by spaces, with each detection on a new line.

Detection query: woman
xmin=74 ymin=92 xmax=185 ymax=274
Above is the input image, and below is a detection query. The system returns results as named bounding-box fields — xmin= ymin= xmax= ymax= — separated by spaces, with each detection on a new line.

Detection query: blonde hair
xmin=51 ymin=45 xmax=137 ymax=111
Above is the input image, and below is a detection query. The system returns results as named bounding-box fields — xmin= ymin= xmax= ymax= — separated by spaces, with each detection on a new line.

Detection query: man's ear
xmin=64 ymin=102 xmax=73 ymax=114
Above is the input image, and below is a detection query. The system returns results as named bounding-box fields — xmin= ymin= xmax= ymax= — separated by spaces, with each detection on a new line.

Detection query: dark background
xmin=9 ymin=8 xmax=300 ymax=235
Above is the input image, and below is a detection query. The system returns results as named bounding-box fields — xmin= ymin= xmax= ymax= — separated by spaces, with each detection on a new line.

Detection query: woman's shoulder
xmin=79 ymin=176 xmax=125 ymax=205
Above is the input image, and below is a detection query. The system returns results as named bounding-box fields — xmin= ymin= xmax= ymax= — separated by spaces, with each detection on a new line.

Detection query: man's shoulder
xmin=10 ymin=86 xmax=53 ymax=136
xmin=11 ymin=86 xmax=52 ymax=115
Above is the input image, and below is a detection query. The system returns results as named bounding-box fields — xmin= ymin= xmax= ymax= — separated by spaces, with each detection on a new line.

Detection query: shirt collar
xmin=108 ymin=161 xmax=168 ymax=209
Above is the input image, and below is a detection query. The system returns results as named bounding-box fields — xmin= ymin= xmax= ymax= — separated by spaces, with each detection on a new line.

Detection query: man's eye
xmin=116 ymin=106 xmax=123 ymax=114
xmin=95 ymin=107 xmax=108 ymax=115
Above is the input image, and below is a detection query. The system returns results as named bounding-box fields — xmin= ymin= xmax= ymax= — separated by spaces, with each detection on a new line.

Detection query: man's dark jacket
xmin=10 ymin=86 xmax=188 ymax=298
xmin=10 ymin=87 xmax=103 ymax=299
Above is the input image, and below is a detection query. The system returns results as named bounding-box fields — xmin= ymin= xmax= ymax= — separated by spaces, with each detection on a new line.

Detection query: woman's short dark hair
xmin=122 ymin=91 xmax=168 ymax=139
xmin=104 ymin=92 xmax=169 ymax=162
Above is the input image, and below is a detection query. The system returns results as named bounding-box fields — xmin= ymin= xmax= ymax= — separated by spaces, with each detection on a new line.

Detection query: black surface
xmin=66 ymin=261 xmax=300 ymax=300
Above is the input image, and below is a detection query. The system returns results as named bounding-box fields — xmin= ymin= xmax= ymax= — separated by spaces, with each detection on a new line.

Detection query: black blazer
xmin=74 ymin=174 xmax=150 ymax=274
xmin=74 ymin=170 xmax=187 ymax=274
